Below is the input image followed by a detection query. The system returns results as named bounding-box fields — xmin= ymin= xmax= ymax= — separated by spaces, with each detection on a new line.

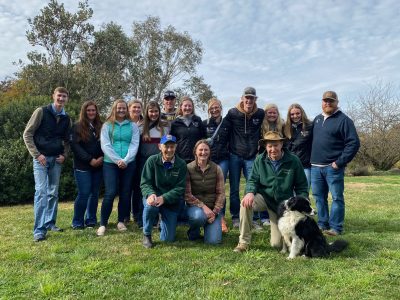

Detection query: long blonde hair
xmin=283 ymin=103 xmax=311 ymax=139
xmin=262 ymin=103 xmax=284 ymax=135
xmin=105 ymin=99 xmax=129 ymax=142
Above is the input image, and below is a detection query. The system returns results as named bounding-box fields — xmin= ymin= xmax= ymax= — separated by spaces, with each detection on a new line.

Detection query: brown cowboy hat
xmin=258 ymin=131 xmax=286 ymax=147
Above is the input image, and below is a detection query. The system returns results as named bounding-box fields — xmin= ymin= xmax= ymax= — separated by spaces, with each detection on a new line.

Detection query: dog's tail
xmin=328 ymin=239 xmax=348 ymax=253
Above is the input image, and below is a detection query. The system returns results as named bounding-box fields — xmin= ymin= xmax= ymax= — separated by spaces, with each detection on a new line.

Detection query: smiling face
xmin=241 ymin=95 xmax=256 ymax=113
xmin=181 ymin=100 xmax=193 ymax=116
xmin=209 ymin=103 xmax=222 ymax=118
xmin=266 ymin=108 xmax=278 ymax=123
xmin=322 ymin=99 xmax=338 ymax=115
xmin=129 ymin=103 xmax=142 ymax=121
xmin=116 ymin=102 xmax=128 ymax=121
xmin=266 ymin=141 xmax=283 ymax=161
xmin=163 ymin=97 xmax=176 ymax=113
xmin=86 ymin=105 xmax=97 ymax=122
xmin=158 ymin=142 xmax=177 ymax=161
xmin=148 ymin=107 xmax=160 ymax=122
xmin=290 ymin=108 xmax=302 ymax=124
xmin=52 ymin=91 xmax=68 ymax=111
xmin=195 ymin=142 xmax=210 ymax=164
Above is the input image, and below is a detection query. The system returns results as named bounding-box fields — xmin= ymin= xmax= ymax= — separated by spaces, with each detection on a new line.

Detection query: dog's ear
xmin=287 ymin=196 xmax=297 ymax=208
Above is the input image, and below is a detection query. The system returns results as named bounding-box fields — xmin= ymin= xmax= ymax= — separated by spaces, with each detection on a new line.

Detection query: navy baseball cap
xmin=160 ymin=134 xmax=177 ymax=144
xmin=164 ymin=90 xmax=176 ymax=99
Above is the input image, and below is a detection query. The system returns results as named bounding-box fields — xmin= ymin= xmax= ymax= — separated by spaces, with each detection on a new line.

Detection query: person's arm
xmin=23 ymin=107 xmax=43 ymax=158
xmin=123 ymin=122 xmax=140 ymax=164
xmin=70 ymin=124 xmax=93 ymax=163
xmin=100 ymin=123 xmax=122 ymax=163
xmin=213 ymin=166 xmax=225 ymax=214
xmin=184 ymin=172 xmax=204 ymax=207
xmin=335 ymin=118 xmax=360 ymax=168
xmin=140 ymin=158 xmax=157 ymax=198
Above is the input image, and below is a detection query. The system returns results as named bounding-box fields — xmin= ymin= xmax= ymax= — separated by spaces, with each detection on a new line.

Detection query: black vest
xmin=34 ymin=105 xmax=70 ymax=156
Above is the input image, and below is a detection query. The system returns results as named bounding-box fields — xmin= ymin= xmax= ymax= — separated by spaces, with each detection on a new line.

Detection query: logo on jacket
xmin=252 ymin=119 xmax=260 ymax=125
xmin=193 ymin=121 xmax=199 ymax=127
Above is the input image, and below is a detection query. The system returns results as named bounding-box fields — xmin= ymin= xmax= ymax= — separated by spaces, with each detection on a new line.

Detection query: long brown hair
xmin=77 ymin=100 xmax=102 ymax=142
xmin=283 ymin=103 xmax=311 ymax=139
xmin=142 ymin=101 xmax=168 ymax=141
xmin=262 ymin=103 xmax=284 ymax=135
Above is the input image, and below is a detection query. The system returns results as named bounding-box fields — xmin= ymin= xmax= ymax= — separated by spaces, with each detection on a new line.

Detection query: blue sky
xmin=1 ymin=0 xmax=400 ymax=118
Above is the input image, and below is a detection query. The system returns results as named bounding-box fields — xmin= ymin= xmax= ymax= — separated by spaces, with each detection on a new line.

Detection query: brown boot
xmin=221 ymin=216 xmax=229 ymax=233
xmin=233 ymin=243 xmax=249 ymax=253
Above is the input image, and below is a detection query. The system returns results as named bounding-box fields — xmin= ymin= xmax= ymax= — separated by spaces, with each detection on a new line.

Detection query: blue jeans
xmin=142 ymin=197 xmax=179 ymax=242
xmin=100 ymin=161 xmax=136 ymax=226
xmin=72 ymin=168 xmax=102 ymax=227
xmin=33 ymin=156 xmax=62 ymax=238
xmin=229 ymin=153 xmax=267 ymax=221
xmin=186 ymin=206 xmax=222 ymax=244
xmin=131 ymin=156 xmax=145 ymax=225
xmin=311 ymin=165 xmax=345 ymax=233
xmin=304 ymin=168 xmax=311 ymax=190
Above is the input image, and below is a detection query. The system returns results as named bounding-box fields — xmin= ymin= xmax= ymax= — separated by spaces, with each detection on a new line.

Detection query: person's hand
xmin=117 ymin=160 xmax=127 ymax=169
xmin=37 ymin=154 xmax=46 ymax=166
xmin=147 ymin=194 xmax=157 ymax=206
xmin=202 ymin=205 xmax=215 ymax=219
xmin=89 ymin=158 xmax=98 ymax=167
xmin=97 ymin=156 xmax=104 ymax=166
xmin=241 ymin=193 xmax=255 ymax=208
xmin=331 ymin=162 xmax=339 ymax=169
xmin=155 ymin=196 xmax=164 ymax=207
xmin=56 ymin=154 xmax=65 ymax=164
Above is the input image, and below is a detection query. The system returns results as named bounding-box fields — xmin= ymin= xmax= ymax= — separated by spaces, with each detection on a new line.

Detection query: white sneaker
xmin=117 ymin=222 xmax=127 ymax=231
xmin=96 ymin=226 xmax=106 ymax=236
xmin=262 ymin=219 xmax=271 ymax=227
xmin=252 ymin=221 xmax=263 ymax=231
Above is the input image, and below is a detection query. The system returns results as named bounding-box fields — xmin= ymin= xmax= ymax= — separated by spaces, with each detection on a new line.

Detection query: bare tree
xmin=347 ymin=81 xmax=400 ymax=170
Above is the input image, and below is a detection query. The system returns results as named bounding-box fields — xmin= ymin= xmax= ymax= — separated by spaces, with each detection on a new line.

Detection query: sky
xmin=1 ymin=0 xmax=400 ymax=118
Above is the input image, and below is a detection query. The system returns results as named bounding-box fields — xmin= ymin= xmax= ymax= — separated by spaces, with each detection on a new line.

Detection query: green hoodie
xmin=140 ymin=153 xmax=187 ymax=210
xmin=245 ymin=150 xmax=309 ymax=213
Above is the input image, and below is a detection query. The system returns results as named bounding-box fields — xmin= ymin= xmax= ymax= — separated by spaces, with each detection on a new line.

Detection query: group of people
xmin=23 ymin=86 xmax=360 ymax=253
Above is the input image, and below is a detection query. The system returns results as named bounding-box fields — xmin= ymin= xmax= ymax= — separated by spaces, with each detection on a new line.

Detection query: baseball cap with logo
xmin=164 ymin=90 xmax=176 ymax=99
xmin=322 ymin=91 xmax=338 ymax=101
xmin=160 ymin=134 xmax=177 ymax=144
xmin=243 ymin=87 xmax=257 ymax=97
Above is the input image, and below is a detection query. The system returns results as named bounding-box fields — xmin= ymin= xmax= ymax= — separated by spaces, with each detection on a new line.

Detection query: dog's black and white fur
xmin=277 ymin=196 xmax=348 ymax=259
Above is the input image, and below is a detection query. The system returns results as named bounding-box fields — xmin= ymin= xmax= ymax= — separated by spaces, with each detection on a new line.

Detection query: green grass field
xmin=1 ymin=176 xmax=399 ymax=299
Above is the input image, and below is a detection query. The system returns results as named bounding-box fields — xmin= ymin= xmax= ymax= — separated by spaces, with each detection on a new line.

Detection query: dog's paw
xmin=280 ymin=249 xmax=287 ymax=254
xmin=287 ymin=255 xmax=296 ymax=260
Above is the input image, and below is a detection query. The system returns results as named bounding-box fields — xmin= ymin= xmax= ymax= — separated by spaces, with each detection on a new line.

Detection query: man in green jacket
xmin=234 ymin=131 xmax=309 ymax=253
xmin=140 ymin=134 xmax=187 ymax=248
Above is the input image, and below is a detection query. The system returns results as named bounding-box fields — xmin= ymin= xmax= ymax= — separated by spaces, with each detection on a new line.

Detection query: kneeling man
xmin=141 ymin=134 xmax=187 ymax=248
xmin=234 ymin=131 xmax=309 ymax=252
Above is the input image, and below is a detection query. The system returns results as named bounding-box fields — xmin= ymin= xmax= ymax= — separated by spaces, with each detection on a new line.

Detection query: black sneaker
xmin=71 ymin=225 xmax=84 ymax=230
xmin=142 ymin=235 xmax=153 ymax=249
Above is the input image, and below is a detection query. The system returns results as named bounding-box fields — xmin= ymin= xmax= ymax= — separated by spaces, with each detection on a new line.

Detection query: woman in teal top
xmin=97 ymin=99 xmax=140 ymax=236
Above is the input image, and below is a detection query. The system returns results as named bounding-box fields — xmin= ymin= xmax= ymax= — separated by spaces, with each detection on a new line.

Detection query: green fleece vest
xmin=104 ymin=120 xmax=132 ymax=163
xmin=187 ymin=161 xmax=218 ymax=209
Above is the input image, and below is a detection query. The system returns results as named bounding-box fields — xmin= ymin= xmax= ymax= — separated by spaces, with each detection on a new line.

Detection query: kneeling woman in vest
xmin=185 ymin=140 xmax=225 ymax=244
xmin=97 ymin=99 xmax=140 ymax=236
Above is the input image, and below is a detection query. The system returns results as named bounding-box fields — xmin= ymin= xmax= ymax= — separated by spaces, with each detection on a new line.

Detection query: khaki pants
xmin=238 ymin=193 xmax=282 ymax=249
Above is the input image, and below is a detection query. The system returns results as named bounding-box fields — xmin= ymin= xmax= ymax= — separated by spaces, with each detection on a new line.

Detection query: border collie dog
xmin=277 ymin=196 xmax=348 ymax=259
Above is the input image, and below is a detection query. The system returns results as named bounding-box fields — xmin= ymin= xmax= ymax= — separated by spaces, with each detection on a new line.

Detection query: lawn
xmin=0 ymin=176 xmax=399 ymax=299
